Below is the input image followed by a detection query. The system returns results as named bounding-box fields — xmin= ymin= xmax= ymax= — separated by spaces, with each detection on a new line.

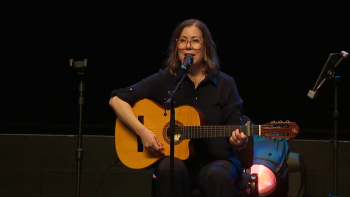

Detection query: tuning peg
xmin=278 ymin=120 xmax=283 ymax=123
xmin=278 ymin=138 xmax=282 ymax=141
xmin=271 ymin=120 xmax=275 ymax=123
xmin=286 ymin=120 xmax=290 ymax=123
xmin=286 ymin=138 xmax=290 ymax=141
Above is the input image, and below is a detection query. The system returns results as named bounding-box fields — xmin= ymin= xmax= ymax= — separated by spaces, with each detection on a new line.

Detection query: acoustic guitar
xmin=115 ymin=99 xmax=299 ymax=169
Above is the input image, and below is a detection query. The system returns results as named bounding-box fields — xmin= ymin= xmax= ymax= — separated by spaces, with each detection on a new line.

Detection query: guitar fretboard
xmin=174 ymin=125 xmax=261 ymax=139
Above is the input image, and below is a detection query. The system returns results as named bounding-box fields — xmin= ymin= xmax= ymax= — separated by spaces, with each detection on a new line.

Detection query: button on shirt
xmin=111 ymin=68 xmax=243 ymax=163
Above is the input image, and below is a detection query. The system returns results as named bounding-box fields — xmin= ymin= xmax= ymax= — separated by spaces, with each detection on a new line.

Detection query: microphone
xmin=181 ymin=55 xmax=193 ymax=70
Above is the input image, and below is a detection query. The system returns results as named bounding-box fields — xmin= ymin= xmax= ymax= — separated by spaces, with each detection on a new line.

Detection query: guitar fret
xmin=180 ymin=126 xmax=182 ymax=139
xmin=188 ymin=126 xmax=189 ymax=139
xmin=183 ymin=126 xmax=185 ymax=138
xmin=194 ymin=126 xmax=196 ymax=138
xmin=209 ymin=126 xmax=210 ymax=137
xmin=186 ymin=126 xmax=188 ymax=138
xmin=193 ymin=126 xmax=194 ymax=138
xmin=206 ymin=126 xmax=207 ymax=138
xmin=229 ymin=125 xmax=230 ymax=137
xmin=254 ymin=125 xmax=256 ymax=136
xmin=197 ymin=126 xmax=198 ymax=138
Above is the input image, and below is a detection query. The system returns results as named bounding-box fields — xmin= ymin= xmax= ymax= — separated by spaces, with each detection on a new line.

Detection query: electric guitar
xmin=115 ymin=99 xmax=299 ymax=169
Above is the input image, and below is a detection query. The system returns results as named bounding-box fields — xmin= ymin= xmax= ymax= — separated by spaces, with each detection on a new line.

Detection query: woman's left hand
xmin=229 ymin=128 xmax=248 ymax=147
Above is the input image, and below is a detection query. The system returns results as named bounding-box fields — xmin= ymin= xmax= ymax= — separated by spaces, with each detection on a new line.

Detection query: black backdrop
xmin=1 ymin=1 xmax=350 ymax=138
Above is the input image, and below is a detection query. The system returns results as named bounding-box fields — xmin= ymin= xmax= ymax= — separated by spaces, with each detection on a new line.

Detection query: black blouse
xmin=111 ymin=68 xmax=244 ymax=163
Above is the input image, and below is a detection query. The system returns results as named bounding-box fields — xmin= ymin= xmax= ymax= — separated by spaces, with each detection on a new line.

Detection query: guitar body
xmin=115 ymin=99 xmax=300 ymax=169
xmin=115 ymin=99 xmax=202 ymax=169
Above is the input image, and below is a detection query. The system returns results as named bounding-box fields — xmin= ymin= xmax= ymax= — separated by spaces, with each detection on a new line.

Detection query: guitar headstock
xmin=261 ymin=120 xmax=299 ymax=139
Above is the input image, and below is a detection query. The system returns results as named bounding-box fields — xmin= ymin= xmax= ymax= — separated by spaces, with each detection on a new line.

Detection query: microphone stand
xmin=165 ymin=56 xmax=193 ymax=197
xmin=307 ymin=51 xmax=348 ymax=197
xmin=70 ymin=59 xmax=88 ymax=197
xmin=165 ymin=69 xmax=189 ymax=197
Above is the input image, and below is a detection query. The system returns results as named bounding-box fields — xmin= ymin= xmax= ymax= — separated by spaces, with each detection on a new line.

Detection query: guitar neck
xmin=178 ymin=125 xmax=261 ymax=139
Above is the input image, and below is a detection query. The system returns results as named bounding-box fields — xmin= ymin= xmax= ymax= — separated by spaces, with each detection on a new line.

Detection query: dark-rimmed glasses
xmin=176 ymin=38 xmax=203 ymax=49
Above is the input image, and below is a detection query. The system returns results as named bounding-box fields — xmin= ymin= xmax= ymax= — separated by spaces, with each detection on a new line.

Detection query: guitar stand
xmin=70 ymin=59 xmax=88 ymax=197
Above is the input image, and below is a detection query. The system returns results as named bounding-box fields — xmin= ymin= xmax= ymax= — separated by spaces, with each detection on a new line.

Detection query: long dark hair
xmin=165 ymin=19 xmax=220 ymax=75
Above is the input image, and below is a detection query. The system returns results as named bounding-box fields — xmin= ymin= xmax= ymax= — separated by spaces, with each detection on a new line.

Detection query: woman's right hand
xmin=139 ymin=129 xmax=165 ymax=157
xmin=109 ymin=97 xmax=165 ymax=157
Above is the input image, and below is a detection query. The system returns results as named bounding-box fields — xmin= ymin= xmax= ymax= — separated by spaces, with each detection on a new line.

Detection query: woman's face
xmin=177 ymin=25 xmax=205 ymax=67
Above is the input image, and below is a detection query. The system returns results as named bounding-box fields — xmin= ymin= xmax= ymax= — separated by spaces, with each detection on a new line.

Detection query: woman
xmin=109 ymin=19 xmax=248 ymax=197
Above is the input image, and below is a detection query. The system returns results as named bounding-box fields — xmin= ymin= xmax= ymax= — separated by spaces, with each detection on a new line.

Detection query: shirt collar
xmin=173 ymin=68 xmax=218 ymax=86
xmin=206 ymin=70 xmax=218 ymax=86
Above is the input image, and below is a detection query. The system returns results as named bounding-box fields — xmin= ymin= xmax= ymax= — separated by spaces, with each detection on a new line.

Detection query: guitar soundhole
xmin=163 ymin=120 xmax=183 ymax=145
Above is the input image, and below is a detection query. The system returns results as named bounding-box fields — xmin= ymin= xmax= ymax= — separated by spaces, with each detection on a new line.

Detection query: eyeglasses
xmin=176 ymin=38 xmax=203 ymax=49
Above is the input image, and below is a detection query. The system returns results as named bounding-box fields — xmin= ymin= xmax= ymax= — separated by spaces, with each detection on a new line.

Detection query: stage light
xmin=246 ymin=136 xmax=289 ymax=197
xmin=250 ymin=164 xmax=277 ymax=195
xmin=240 ymin=118 xmax=305 ymax=196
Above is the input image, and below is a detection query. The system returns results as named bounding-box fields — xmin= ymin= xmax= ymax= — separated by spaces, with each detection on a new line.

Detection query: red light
xmin=246 ymin=164 xmax=276 ymax=196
